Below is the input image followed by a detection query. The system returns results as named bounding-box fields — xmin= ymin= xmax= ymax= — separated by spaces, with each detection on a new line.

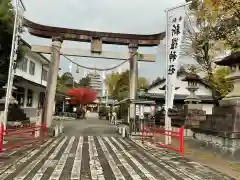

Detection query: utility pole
xmin=3 ymin=0 xmax=25 ymax=129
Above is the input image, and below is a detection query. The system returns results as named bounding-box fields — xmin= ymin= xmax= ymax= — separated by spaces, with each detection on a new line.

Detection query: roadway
xmin=0 ymin=115 xmax=235 ymax=180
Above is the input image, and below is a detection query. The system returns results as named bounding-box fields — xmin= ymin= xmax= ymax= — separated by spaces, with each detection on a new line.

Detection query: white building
xmin=87 ymin=72 xmax=103 ymax=97
xmin=145 ymin=71 xmax=214 ymax=114
xmin=9 ymin=40 xmax=64 ymax=118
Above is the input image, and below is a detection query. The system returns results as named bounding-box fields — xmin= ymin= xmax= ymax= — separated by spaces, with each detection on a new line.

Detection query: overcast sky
xmin=21 ymin=0 xmax=186 ymax=82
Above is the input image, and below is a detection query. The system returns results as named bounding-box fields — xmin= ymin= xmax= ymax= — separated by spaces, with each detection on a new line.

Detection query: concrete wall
xmin=193 ymin=132 xmax=240 ymax=160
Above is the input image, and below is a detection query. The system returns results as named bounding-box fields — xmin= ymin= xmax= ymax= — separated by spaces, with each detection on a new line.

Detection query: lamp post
xmin=3 ymin=0 xmax=25 ymax=129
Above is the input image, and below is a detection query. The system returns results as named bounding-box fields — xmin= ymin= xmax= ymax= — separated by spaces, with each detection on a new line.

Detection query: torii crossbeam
xmin=31 ymin=45 xmax=156 ymax=62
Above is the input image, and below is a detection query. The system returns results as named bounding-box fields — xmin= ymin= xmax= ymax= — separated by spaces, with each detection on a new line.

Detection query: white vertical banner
xmin=165 ymin=3 xmax=187 ymax=144
xmin=69 ymin=62 xmax=72 ymax=73
xmin=136 ymin=104 xmax=140 ymax=116
xmin=102 ymin=71 xmax=106 ymax=80
xmin=83 ymin=70 xmax=88 ymax=77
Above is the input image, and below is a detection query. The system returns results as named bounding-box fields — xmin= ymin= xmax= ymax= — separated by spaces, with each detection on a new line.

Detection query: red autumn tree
xmin=66 ymin=88 xmax=97 ymax=105
xmin=66 ymin=88 xmax=97 ymax=119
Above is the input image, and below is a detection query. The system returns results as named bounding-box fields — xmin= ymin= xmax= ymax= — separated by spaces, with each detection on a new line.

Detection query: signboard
xmin=144 ymin=106 xmax=151 ymax=113
xmin=140 ymin=105 xmax=144 ymax=119
xmin=136 ymin=105 xmax=140 ymax=116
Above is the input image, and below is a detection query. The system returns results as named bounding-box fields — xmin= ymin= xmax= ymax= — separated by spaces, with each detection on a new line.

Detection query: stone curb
xmin=117 ymin=124 xmax=130 ymax=138
xmin=47 ymin=122 xmax=64 ymax=137
xmin=130 ymin=137 xmax=192 ymax=162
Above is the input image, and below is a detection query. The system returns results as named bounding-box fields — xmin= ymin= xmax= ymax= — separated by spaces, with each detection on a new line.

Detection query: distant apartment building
xmin=87 ymin=72 xmax=103 ymax=97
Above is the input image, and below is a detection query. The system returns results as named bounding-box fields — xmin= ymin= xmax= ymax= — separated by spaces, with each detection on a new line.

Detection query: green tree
xmin=182 ymin=0 xmax=239 ymax=105
xmin=105 ymin=72 xmax=121 ymax=96
xmin=56 ymin=75 xmax=64 ymax=92
xmin=78 ymin=76 xmax=91 ymax=87
xmin=185 ymin=0 xmax=239 ymax=51
xmin=138 ymin=77 xmax=149 ymax=89
xmin=211 ymin=0 xmax=240 ymax=51
xmin=56 ymin=72 xmax=75 ymax=93
xmin=112 ymin=71 xmax=129 ymax=100
xmin=0 ymin=0 xmax=24 ymax=81
xmin=205 ymin=67 xmax=233 ymax=100
xmin=108 ymin=70 xmax=150 ymax=100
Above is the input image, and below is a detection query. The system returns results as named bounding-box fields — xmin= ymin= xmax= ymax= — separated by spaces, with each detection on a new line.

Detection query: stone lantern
xmin=211 ymin=51 xmax=240 ymax=138
xmin=182 ymin=73 xmax=206 ymax=128
xmin=0 ymin=84 xmax=18 ymax=105
xmin=138 ymin=88 xmax=145 ymax=99
xmin=182 ymin=73 xmax=201 ymax=105
xmin=215 ymin=51 xmax=240 ymax=106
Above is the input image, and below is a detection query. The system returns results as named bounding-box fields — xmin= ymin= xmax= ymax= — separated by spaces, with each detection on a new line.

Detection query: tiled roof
xmin=142 ymin=93 xmax=213 ymax=102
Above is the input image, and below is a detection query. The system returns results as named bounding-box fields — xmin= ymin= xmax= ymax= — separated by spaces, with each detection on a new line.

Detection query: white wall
xmin=202 ymin=104 xmax=213 ymax=114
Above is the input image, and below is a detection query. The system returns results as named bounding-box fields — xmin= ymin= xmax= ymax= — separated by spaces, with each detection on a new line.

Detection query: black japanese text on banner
xmin=165 ymin=5 xmax=186 ymax=109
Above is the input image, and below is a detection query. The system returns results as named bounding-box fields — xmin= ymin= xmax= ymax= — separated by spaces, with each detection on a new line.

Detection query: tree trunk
xmin=208 ymin=72 xmax=220 ymax=106
xmin=76 ymin=103 xmax=81 ymax=119
xmin=212 ymin=91 xmax=220 ymax=106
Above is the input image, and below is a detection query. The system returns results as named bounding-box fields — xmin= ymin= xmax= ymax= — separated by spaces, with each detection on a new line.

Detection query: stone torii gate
xmin=23 ymin=19 xmax=165 ymax=128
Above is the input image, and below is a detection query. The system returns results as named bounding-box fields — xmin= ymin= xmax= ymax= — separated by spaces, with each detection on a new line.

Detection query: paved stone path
xmin=0 ymin=135 xmax=235 ymax=180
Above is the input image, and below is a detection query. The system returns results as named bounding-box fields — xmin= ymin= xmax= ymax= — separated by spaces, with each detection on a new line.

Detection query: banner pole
xmin=164 ymin=9 xmax=170 ymax=145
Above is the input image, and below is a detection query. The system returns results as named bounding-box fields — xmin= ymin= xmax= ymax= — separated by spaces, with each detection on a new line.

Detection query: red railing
xmin=0 ymin=122 xmax=47 ymax=152
xmin=141 ymin=124 xmax=185 ymax=158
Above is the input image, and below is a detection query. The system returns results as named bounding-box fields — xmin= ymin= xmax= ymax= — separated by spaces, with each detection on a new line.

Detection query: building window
xmin=16 ymin=58 xmax=28 ymax=72
xmin=42 ymin=68 xmax=48 ymax=81
xmin=12 ymin=86 xmax=25 ymax=106
xmin=29 ymin=61 xmax=35 ymax=75
xmin=27 ymin=89 xmax=33 ymax=107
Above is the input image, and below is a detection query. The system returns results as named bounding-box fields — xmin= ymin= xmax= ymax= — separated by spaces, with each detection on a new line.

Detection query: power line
xmin=53 ymin=47 xmax=138 ymax=71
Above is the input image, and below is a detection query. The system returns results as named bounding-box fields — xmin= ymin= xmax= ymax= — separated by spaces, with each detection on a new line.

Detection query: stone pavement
xmin=0 ymin=135 xmax=236 ymax=180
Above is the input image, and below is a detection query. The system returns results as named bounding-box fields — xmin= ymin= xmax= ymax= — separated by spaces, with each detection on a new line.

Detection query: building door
xmin=38 ymin=92 xmax=45 ymax=108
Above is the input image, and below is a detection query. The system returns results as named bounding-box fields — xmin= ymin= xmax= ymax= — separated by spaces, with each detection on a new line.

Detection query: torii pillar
xmin=43 ymin=37 xmax=62 ymax=127
xmin=128 ymin=43 xmax=138 ymax=132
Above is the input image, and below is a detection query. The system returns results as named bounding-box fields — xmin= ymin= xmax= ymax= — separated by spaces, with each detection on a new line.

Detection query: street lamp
xmin=3 ymin=0 xmax=25 ymax=129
